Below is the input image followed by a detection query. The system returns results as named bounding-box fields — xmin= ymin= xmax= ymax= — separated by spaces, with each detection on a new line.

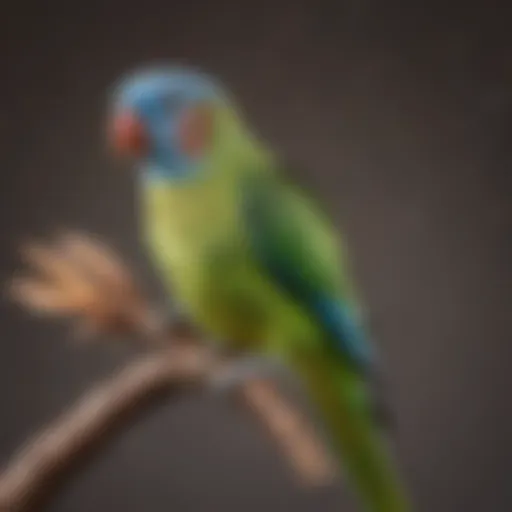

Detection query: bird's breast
xmin=140 ymin=178 xmax=241 ymax=281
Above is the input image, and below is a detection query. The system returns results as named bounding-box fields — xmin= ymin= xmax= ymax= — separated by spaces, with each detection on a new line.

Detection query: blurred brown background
xmin=1 ymin=1 xmax=511 ymax=511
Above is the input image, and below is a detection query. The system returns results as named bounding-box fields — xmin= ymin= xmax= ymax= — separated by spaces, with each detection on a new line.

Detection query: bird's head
xmin=108 ymin=65 xmax=227 ymax=181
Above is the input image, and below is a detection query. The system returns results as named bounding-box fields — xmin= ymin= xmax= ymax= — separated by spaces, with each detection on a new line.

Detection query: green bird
xmin=108 ymin=65 xmax=411 ymax=512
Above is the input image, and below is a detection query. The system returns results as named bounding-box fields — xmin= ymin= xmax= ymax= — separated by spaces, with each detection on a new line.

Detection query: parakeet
xmin=107 ymin=65 xmax=411 ymax=512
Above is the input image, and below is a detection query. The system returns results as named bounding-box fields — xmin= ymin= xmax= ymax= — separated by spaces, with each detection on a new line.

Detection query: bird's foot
xmin=209 ymin=355 xmax=284 ymax=395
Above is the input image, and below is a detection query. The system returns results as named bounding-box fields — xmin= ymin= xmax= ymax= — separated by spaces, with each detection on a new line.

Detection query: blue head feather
xmin=111 ymin=65 xmax=223 ymax=181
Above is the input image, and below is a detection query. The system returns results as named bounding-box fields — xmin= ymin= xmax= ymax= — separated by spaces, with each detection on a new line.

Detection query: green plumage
xmin=139 ymin=102 xmax=410 ymax=511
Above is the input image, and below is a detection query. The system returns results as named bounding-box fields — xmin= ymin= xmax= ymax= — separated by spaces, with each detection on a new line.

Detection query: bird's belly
xmin=170 ymin=248 xmax=270 ymax=348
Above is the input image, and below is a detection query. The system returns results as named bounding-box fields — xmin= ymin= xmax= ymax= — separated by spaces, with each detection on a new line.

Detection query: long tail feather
xmin=288 ymin=349 xmax=412 ymax=512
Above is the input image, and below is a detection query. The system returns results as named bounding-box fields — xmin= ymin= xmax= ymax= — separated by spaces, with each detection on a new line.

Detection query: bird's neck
xmin=141 ymin=114 xmax=272 ymax=188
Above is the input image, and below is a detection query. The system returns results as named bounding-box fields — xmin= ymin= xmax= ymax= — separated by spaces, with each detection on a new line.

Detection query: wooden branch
xmin=0 ymin=345 xmax=209 ymax=512
xmin=0 ymin=231 xmax=336 ymax=511
xmin=241 ymin=380 xmax=337 ymax=486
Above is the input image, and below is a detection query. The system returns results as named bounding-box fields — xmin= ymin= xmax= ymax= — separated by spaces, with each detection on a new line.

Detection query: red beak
xmin=109 ymin=110 xmax=147 ymax=157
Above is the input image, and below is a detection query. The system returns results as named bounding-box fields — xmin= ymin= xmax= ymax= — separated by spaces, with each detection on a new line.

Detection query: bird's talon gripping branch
xmin=209 ymin=356 xmax=284 ymax=395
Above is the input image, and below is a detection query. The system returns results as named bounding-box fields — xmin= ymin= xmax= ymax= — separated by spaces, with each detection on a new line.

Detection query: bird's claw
xmin=209 ymin=356 xmax=283 ymax=395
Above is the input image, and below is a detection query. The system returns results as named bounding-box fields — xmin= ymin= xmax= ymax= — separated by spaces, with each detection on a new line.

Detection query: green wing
xmin=240 ymin=164 xmax=374 ymax=371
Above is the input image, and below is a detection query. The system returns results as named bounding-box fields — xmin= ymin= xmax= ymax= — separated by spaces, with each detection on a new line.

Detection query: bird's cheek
xmin=177 ymin=104 xmax=214 ymax=158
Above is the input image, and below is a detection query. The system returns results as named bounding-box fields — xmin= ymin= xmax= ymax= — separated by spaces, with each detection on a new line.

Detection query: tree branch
xmin=0 ymin=345 xmax=208 ymax=512
xmin=0 ymin=232 xmax=336 ymax=511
